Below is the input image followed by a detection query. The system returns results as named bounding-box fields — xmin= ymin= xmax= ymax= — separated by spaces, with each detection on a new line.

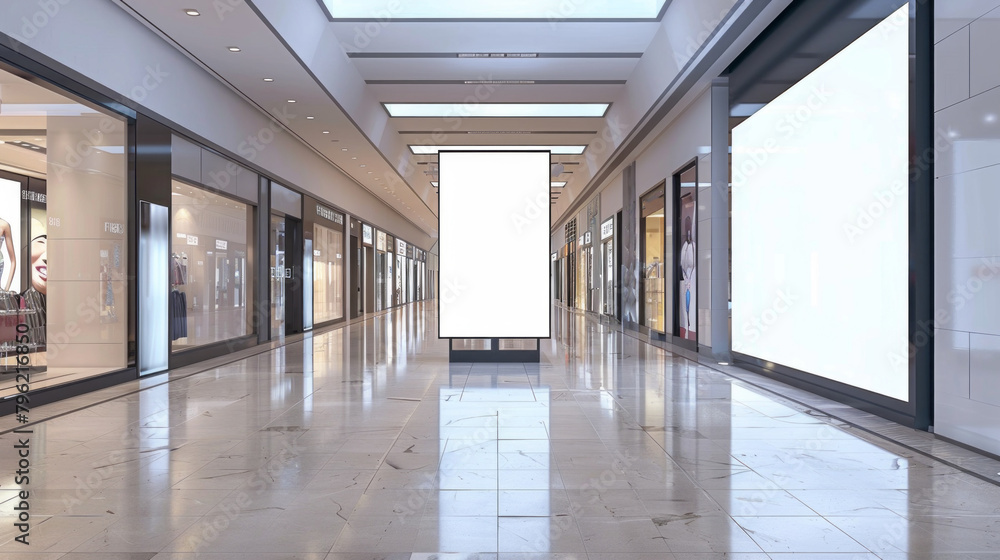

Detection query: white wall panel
xmin=935 ymin=0 xmax=1000 ymax=455
xmin=970 ymin=8 xmax=1000 ymax=96
xmin=934 ymin=26 xmax=970 ymax=111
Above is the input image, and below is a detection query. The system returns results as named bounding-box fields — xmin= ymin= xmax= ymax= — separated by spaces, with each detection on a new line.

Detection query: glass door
xmin=603 ymin=239 xmax=615 ymax=316
xmin=270 ymin=214 xmax=286 ymax=339
xmin=395 ymin=254 xmax=405 ymax=306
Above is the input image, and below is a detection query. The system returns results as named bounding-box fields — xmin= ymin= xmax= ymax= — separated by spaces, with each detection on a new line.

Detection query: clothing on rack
xmin=170 ymin=289 xmax=188 ymax=340
xmin=170 ymin=253 xmax=189 ymax=286
xmin=22 ymin=288 xmax=45 ymax=347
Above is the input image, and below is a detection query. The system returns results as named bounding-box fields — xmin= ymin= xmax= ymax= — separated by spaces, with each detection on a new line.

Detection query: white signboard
xmin=439 ymin=151 xmax=551 ymax=338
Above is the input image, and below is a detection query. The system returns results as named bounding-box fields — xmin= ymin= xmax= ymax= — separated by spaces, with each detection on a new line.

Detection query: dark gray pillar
xmin=710 ymin=77 xmax=731 ymax=362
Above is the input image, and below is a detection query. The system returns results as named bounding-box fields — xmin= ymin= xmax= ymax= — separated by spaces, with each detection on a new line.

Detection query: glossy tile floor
xmin=3 ymin=301 xmax=1000 ymax=559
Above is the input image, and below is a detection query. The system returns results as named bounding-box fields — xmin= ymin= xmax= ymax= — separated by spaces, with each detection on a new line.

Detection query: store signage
xmin=583 ymin=232 xmax=592 ymax=246
xmin=22 ymin=190 xmax=46 ymax=203
xmin=601 ymin=218 xmax=614 ymax=240
xmin=552 ymin=253 xmax=558 ymax=262
xmin=397 ymin=239 xmax=406 ymax=256
xmin=104 ymin=221 xmax=125 ymax=235
xmin=216 ymin=240 xmax=228 ymax=250
xmin=336 ymin=253 xmax=342 ymax=259
xmin=316 ymin=204 xmax=344 ymax=225
xmin=314 ymin=250 xmax=322 ymax=257
xmin=177 ymin=233 xmax=188 ymax=239
xmin=270 ymin=267 xmax=292 ymax=279
xmin=362 ymin=224 xmax=374 ymax=246
xmin=377 ymin=231 xmax=387 ymax=251
xmin=186 ymin=235 xmax=199 ymax=246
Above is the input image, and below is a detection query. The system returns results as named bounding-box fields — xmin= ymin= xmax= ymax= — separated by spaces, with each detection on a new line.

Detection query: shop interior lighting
xmin=386 ymin=103 xmax=608 ymax=118
xmin=551 ymin=181 xmax=567 ymax=188
xmin=227 ymin=46 xmax=241 ymax=52
xmin=184 ymin=9 xmax=201 ymax=16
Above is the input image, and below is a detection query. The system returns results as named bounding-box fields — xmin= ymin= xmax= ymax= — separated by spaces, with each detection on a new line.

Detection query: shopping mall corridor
xmin=2 ymin=301 xmax=1000 ymax=558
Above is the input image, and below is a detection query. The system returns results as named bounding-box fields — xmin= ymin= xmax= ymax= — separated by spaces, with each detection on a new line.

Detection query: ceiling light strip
xmin=386 ymin=103 xmax=609 ymax=118
xmin=410 ymin=145 xmax=586 ymax=155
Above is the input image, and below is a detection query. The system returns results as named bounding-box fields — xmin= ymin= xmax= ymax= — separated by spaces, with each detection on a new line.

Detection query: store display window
xmin=313 ymin=219 xmax=344 ymax=324
xmin=674 ymin=162 xmax=697 ymax=342
xmin=640 ymin=183 xmax=666 ymax=332
xmin=170 ymin=181 xmax=253 ymax=351
xmin=0 ymin=66 xmax=129 ymax=396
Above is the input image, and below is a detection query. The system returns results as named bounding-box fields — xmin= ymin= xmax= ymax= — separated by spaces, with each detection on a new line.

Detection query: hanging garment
xmin=171 ymin=257 xmax=186 ymax=286
xmin=170 ymin=290 xmax=188 ymax=340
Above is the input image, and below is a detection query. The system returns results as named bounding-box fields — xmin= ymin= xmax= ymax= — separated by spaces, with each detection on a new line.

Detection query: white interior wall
xmin=933 ymin=2 xmax=1000 ymax=456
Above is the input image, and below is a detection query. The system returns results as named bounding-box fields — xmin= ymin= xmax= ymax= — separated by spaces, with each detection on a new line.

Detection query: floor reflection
xmin=0 ymin=302 xmax=997 ymax=557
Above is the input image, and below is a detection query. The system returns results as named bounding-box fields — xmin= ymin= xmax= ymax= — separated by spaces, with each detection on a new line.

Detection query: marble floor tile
xmin=1 ymin=303 xmax=999 ymax=558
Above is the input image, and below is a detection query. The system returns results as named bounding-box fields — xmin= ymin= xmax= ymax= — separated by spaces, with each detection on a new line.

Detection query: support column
xmin=710 ymin=77 xmax=731 ymax=361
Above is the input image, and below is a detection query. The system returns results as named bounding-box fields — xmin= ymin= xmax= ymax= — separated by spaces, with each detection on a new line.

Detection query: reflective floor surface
xmin=2 ymin=301 xmax=1000 ymax=559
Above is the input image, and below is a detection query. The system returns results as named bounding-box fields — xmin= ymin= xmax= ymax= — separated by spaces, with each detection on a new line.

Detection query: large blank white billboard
xmin=439 ymin=151 xmax=551 ymax=338
xmin=732 ymin=5 xmax=909 ymax=401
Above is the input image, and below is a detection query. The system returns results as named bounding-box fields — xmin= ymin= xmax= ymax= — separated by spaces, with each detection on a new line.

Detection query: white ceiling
xmin=111 ymin=0 xmax=694 ymax=236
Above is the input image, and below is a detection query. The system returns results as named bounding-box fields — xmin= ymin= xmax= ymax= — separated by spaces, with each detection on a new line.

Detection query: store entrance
xmin=269 ymin=214 xmax=303 ymax=339
xmin=602 ymin=238 xmax=614 ymax=316
xmin=270 ymin=214 xmax=286 ymax=339
xmin=350 ymin=234 xmax=362 ymax=318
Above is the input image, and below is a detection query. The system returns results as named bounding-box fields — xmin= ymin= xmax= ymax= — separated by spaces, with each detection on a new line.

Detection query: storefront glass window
xmin=170 ymin=181 xmax=253 ymax=350
xmin=641 ymin=185 xmax=665 ymax=332
xmin=675 ymin=164 xmax=697 ymax=341
xmin=0 ymin=66 xmax=129 ymax=396
xmin=314 ymin=223 xmax=344 ymax=323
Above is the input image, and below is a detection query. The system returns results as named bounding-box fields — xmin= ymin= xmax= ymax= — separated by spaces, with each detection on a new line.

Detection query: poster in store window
xmin=677 ymin=183 xmax=696 ymax=341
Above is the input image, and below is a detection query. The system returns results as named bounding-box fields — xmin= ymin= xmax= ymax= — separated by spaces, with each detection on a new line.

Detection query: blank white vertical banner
xmin=438 ymin=151 xmax=551 ymax=339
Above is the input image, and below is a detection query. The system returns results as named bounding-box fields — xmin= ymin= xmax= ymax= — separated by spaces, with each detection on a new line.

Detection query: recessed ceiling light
xmin=367 ymin=171 xmax=373 ymax=174
xmin=431 ymin=182 xmax=439 ymax=188
xmin=385 ymin=103 xmax=609 ymax=118
xmin=287 ymin=99 xmax=296 ymax=103
xmin=322 ymin=131 xmax=330 ymax=134
xmin=228 ymin=46 xmax=241 ymax=52
xmin=360 ymin=164 xmax=366 ymax=168
xmin=551 ymin=181 xmax=567 ymax=188
xmin=263 ymin=78 xmax=274 ymax=82
xmin=307 ymin=116 xmax=315 ymax=120
xmin=410 ymin=145 xmax=586 ymax=155
xmin=184 ymin=9 xmax=200 ymax=16
xmin=375 ymin=178 xmax=380 ymax=181
xmin=352 ymin=157 xmax=357 ymax=160
xmin=342 ymin=148 xmax=348 ymax=151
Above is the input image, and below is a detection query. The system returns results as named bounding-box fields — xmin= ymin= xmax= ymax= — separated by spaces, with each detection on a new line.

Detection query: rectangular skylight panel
xmin=323 ymin=0 xmax=666 ymax=19
xmin=385 ymin=103 xmax=609 ymax=118
xmin=411 ymin=145 xmax=586 ymax=155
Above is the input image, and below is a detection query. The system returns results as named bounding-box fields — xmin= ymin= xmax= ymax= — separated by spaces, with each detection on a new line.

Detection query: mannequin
xmin=0 ymin=218 xmax=15 ymax=292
